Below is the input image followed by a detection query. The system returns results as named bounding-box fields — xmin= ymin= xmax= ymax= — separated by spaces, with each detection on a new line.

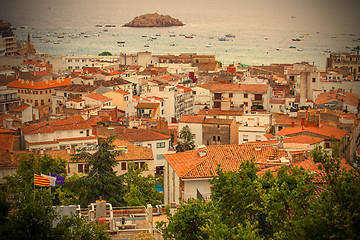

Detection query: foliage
xmin=70 ymin=136 xmax=125 ymax=206
xmin=157 ymin=199 xmax=212 ymax=240
xmin=123 ymin=162 xmax=163 ymax=206
xmin=54 ymin=215 xmax=111 ymax=240
xmin=98 ymin=51 xmax=112 ymax=56
xmin=176 ymin=125 xmax=195 ymax=152
xmin=159 ymin=148 xmax=360 ymax=239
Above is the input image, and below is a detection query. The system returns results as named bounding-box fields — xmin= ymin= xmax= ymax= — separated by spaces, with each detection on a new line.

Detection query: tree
xmin=123 ymin=162 xmax=163 ymax=206
xmin=70 ymin=136 xmax=125 ymax=206
xmin=177 ymin=125 xmax=195 ymax=152
xmin=158 ymin=147 xmax=360 ymax=239
xmin=98 ymin=51 xmax=112 ymax=56
xmin=353 ymin=46 xmax=360 ymax=55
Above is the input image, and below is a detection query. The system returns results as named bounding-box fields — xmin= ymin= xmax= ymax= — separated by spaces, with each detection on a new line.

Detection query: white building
xmin=22 ymin=115 xmax=98 ymax=151
xmin=178 ymin=115 xmax=205 ymax=147
xmin=238 ymin=113 xmax=272 ymax=144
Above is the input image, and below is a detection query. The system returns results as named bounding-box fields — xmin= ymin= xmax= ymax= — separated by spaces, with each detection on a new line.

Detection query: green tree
xmin=157 ymin=199 xmax=212 ymax=240
xmin=70 ymin=137 xmax=125 ymax=206
xmin=177 ymin=125 xmax=195 ymax=152
xmin=98 ymin=51 xmax=112 ymax=56
xmin=123 ymin=162 xmax=163 ymax=206
xmin=353 ymin=46 xmax=360 ymax=55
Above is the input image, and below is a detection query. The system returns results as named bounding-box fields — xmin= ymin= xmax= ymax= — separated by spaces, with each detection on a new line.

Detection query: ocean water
xmin=1 ymin=0 xmax=360 ymax=69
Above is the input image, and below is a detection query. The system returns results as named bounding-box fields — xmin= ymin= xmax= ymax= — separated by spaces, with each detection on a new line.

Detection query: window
xmin=40 ymin=91 xmax=43 ymax=94
xmin=229 ymin=93 xmax=233 ymax=97
xmin=244 ymin=93 xmax=248 ymax=98
xmin=243 ymin=135 xmax=248 ymax=141
xmin=213 ymin=136 xmax=216 ymax=141
xmin=254 ymin=94 xmax=262 ymax=101
xmin=82 ymin=59 xmax=86 ymax=62
xmin=78 ymin=164 xmax=83 ymax=173
xmin=312 ymin=78 xmax=316 ymax=83
xmin=148 ymin=143 xmax=152 ymax=148
xmin=75 ymin=66 xmax=80 ymax=69
xmin=68 ymin=66 xmax=72 ymax=70
xmin=156 ymin=154 xmax=165 ymax=160
xmin=156 ymin=142 xmax=165 ymax=148
xmin=325 ymin=142 xmax=330 ymax=148
xmin=121 ymin=162 xmax=127 ymax=170
xmin=68 ymin=59 xmax=72 ymax=62
xmin=244 ymin=102 xmax=248 ymax=107
xmin=217 ymin=125 xmax=220 ymax=128
xmin=75 ymin=59 xmax=79 ymax=62
xmin=217 ymin=136 xmax=221 ymax=141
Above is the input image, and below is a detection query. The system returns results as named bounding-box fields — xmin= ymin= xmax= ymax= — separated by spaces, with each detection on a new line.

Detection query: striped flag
xmin=41 ymin=174 xmax=56 ymax=187
xmin=34 ymin=174 xmax=50 ymax=187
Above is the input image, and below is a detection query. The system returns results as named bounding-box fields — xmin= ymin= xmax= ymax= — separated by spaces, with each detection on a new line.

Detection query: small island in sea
xmin=123 ymin=13 xmax=184 ymax=27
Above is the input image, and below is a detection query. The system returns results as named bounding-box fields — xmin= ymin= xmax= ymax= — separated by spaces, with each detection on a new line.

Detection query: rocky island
xmin=123 ymin=13 xmax=184 ymax=27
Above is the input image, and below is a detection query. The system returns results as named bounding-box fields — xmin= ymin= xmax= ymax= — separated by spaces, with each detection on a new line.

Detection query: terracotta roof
xmin=0 ymin=151 xmax=27 ymax=168
xmin=198 ymin=82 xmax=269 ymax=93
xmin=179 ymin=115 xmax=205 ymax=123
xmin=31 ymin=71 xmax=51 ymax=77
xmin=0 ymin=114 xmax=21 ymax=122
xmin=273 ymin=114 xmax=302 ymax=126
xmin=118 ymin=128 xmax=170 ymax=142
xmin=176 ymin=85 xmax=192 ymax=93
xmin=136 ymin=102 xmax=159 ymax=109
xmin=315 ymin=89 xmax=359 ymax=107
xmin=203 ymin=118 xmax=234 ymax=125
xmin=7 ymin=78 xmax=71 ymax=89
xmin=0 ymin=134 xmax=14 ymax=152
xmin=60 ymin=84 xmax=98 ymax=93
xmin=198 ymin=109 xmax=243 ymax=116
xmin=8 ymin=103 xmax=31 ymax=112
xmin=22 ymin=116 xmax=92 ymax=134
xmin=115 ymin=89 xmax=130 ymax=95
xmin=282 ymin=135 xmax=325 ymax=145
xmin=165 ymin=143 xmax=287 ymax=179
xmin=269 ymin=99 xmax=286 ymax=104
xmin=276 ymin=125 xmax=348 ymax=140
xmin=264 ymin=133 xmax=275 ymax=140
xmin=113 ymin=139 xmax=153 ymax=161
xmin=85 ymin=93 xmax=111 ymax=102
xmin=66 ymin=98 xmax=84 ymax=103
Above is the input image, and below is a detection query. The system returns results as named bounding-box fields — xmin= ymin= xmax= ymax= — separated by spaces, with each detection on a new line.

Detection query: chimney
xmin=278 ymin=136 xmax=284 ymax=148
xmin=196 ymin=145 xmax=207 ymax=157
xmin=291 ymin=121 xmax=295 ymax=127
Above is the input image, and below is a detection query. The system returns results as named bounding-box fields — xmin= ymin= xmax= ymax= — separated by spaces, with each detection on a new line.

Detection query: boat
xmin=225 ymin=34 xmax=235 ymax=38
xmin=218 ymin=37 xmax=229 ymax=41
xmin=170 ymin=43 xmax=175 ymax=46
xmin=142 ymin=34 xmax=148 ymax=37
xmin=276 ymin=48 xmax=281 ymax=51
xmin=169 ymin=34 xmax=176 ymax=37
xmin=185 ymin=35 xmax=193 ymax=38
xmin=323 ymin=49 xmax=331 ymax=53
xmin=95 ymin=24 xmax=102 ymax=27
xmin=300 ymin=33 xmax=309 ymax=36
xmin=264 ymin=37 xmax=268 ymax=40
xmin=179 ymin=34 xmax=185 ymax=37
xmin=83 ymin=35 xmax=89 ymax=38
xmin=292 ymin=38 xmax=301 ymax=41
xmin=57 ymin=35 xmax=65 ymax=38
xmin=150 ymin=36 xmax=157 ymax=39
xmin=144 ymin=44 xmax=149 ymax=47
xmin=297 ymin=48 xmax=304 ymax=51
xmin=206 ymin=44 xmax=212 ymax=47
xmin=156 ymin=34 xmax=161 ymax=36
xmin=117 ymin=41 xmax=125 ymax=44
xmin=289 ymin=46 xmax=296 ymax=48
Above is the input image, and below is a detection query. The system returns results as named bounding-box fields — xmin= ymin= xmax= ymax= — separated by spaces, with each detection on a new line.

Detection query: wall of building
xmin=183 ymin=178 xmax=211 ymax=201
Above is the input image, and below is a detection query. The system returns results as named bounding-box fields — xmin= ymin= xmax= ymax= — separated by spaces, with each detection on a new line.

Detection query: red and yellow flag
xmin=34 ymin=174 xmax=50 ymax=187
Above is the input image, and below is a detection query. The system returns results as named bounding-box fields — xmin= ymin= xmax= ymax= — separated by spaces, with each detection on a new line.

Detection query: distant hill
xmin=123 ymin=13 xmax=184 ymax=27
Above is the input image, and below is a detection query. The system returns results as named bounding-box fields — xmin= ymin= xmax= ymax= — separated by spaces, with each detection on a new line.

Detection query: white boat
xmin=150 ymin=36 xmax=157 ymax=39
xmin=170 ymin=43 xmax=175 ymax=46
xmin=206 ymin=44 xmax=212 ymax=47
xmin=144 ymin=44 xmax=149 ymax=47
xmin=142 ymin=34 xmax=148 ymax=37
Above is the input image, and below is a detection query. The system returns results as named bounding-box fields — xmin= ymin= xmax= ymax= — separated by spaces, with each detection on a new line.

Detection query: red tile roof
xmin=115 ymin=89 xmax=130 ymax=95
xmin=165 ymin=143 xmax=287 ymax=179
xmin=273 ymin=113 xmax=302 ymax=126
xmin=315 ymin=89 xmax=359 ymax=107
xmin=276 ymin=125 xmax=348 ymax=140
xmin=0 ymin=114 xmax=21 ymax=122
xmin=198 ymin=109 xmax=243 ymax=116
xmin=0 ymin=134 xmax=14 ymax=152
xmin=117 ymin=128 xmax=171 ymax=142
xmin=85 ymin=93 xmax=111 ymax=102
xmin=269 ymin=99 xmax=286 ymax=104
xmin=176 ymin=85 xmax=192 ymax=93
xmin=66 ymin=98 xmax=84 ymax=103
xmin=7 ymin=78 xmax=71 ymax=89
xmin=282 ymin=135 xmax=325 ymax=145
xmin=22 ymin=116 xmax=92 ymax=134
xmin=113 ymin=139 xmax=153 ymax=160
xmin=136 ymin=102 xmax=159 ymax=109
xmin=198 ymin=82 xmax=269 ymax=93
xmin=179 ymin=115 xmax=205 ymax=123
xmin=8 ymin=103 xmax=31 ymax=112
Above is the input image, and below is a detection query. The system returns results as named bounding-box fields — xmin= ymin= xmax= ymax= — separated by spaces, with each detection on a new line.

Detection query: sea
xmin=1 ymin=0 xmax=360 ymax=69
